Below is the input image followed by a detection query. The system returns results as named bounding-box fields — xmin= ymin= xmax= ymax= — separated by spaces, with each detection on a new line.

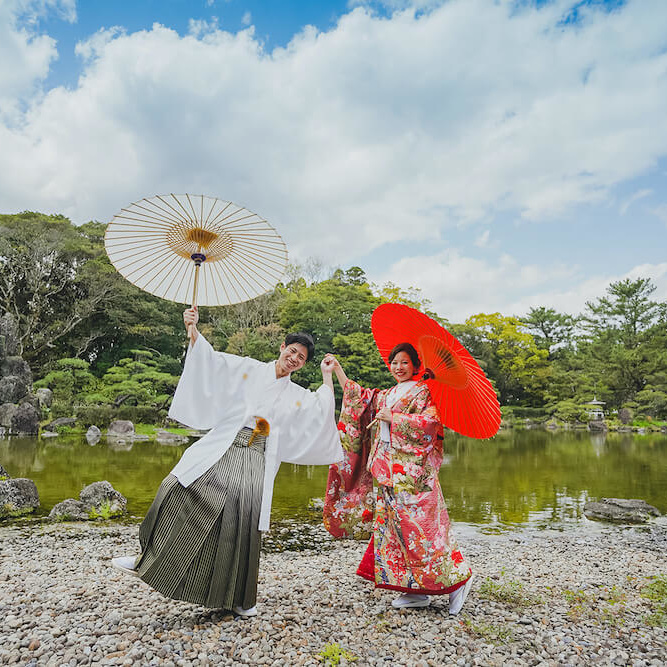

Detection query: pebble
xmin=0 ymin=521 xmax=665 ymax=665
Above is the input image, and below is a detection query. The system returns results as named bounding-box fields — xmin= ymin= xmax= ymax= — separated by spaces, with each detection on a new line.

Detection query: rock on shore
xmin=0 ymin=521 xmax=665 ymax=666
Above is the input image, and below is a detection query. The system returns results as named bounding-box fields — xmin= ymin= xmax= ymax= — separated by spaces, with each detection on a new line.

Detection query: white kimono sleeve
xmin=168 ymin=334 xmax=261 ymax=429
xmin=279 ymin=384 xmax=344 ymax=465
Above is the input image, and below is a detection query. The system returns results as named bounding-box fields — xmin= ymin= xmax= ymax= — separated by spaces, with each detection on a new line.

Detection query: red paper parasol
xmin=371 ymin=303 xmax=501 ymax=439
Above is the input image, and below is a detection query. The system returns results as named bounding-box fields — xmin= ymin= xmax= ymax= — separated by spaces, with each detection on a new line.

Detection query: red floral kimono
xmin=324 ymin=379 xmax=472 ymax=594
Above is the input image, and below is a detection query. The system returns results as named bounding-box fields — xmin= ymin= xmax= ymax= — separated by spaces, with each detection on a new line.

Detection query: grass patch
xmin=317 ymin=643 xmax=358 ymax=665
xmin=133 ymin=423 xmax=192 ymax=437
xmin=461 ymin=617 xmax=514 ymax=644
xmin=88 ymin=499 xmax=122 ymax=520
xmin=1 ymin=503 xmax=35 ymax=519
xmin=478 ymin=576 xmax=542 ymax=607
xmin=563 ymin=586 xmax=628 ymax=625
xmin=641 ymin=575 xmax=667 ymax=628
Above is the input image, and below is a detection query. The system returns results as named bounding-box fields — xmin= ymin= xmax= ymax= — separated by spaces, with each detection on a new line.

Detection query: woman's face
xmin=390 ymin=351 xmax=415 ymax=383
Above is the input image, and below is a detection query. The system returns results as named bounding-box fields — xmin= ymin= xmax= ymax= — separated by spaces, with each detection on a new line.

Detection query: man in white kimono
xmin=112 ymin=307 xmax=343 ymax=617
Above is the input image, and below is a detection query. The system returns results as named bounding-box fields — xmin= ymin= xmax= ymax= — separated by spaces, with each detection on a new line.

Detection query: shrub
xmin=74 ymin=404 xmax=116 ymax=428
xmin=116 ymin=405 xmax=167 ymax=425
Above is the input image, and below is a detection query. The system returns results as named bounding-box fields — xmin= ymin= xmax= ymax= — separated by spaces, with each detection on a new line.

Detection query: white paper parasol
xmin=104 ymin=193 xmax=288 ymax=307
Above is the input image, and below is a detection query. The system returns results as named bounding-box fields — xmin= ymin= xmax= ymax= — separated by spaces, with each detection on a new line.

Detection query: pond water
xmin=1 ymin=429 xmax=666 ymax=528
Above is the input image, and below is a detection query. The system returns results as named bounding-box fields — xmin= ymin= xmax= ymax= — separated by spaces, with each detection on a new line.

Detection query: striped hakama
xmin=136 ymin=427 xmax=266 ymax=610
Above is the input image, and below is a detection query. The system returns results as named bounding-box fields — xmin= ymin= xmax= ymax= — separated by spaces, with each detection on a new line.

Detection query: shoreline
xmin=1 ymin=520 xmax=666 ymax=665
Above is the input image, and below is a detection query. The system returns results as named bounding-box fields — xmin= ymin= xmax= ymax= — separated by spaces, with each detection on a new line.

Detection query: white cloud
xmin=75 ymin=27 xmax=126 ymax=63
xmin=187 ymin=17 xmax=221 ymax=38
xmin=619 ymin=188 xmax=652 ymax=215
xmin=651 ymin=204 xmax=667 ymax=225
xmin=474 ymin=229 xmax=491 ymax=248
xmin=241 ymin=12 xmax=252 ymax=27
xmin=378 ymin=250 xmax=667 ymax=322
xmin=0 ymin=0 xmax=75 ymax=122
xmin=0 ymin=0 xmax=666 ymax=277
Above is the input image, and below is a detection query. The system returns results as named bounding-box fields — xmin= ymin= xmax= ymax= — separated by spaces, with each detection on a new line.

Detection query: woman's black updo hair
xmin=388 ymin=342 xmax=421 ymax=375
xmin=284 ymin=332 xmax=315 ymax=362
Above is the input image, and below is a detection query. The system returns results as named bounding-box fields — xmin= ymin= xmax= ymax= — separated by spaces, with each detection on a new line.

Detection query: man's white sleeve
xmin=279 ymin=384 xmax=344 ymax=465
xmin=168 ymin=334 xmax=260 ymax=429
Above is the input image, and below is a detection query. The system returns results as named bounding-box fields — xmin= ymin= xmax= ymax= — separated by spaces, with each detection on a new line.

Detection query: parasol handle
xmin=189 ymin=253 xmax=206 ymax=339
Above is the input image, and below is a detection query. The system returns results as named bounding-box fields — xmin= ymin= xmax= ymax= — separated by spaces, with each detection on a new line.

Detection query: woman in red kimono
xmin=323 ymin=343 xmax=474 ymax=613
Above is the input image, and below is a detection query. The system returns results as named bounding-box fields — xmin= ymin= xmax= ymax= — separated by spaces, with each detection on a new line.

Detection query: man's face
xmin=276 ymin=341 xmax=309 ymax=376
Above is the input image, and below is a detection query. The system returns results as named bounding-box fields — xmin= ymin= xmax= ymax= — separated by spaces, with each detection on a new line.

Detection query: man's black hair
xmin=284 ymin=332 xmax=315 ymax=361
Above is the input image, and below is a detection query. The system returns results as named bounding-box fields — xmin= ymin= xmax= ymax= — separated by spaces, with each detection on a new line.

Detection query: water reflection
xmin=589 ymin=432 xmax=606 ymax=456
xmin=1 ymin=429 xmax=665 ymax=526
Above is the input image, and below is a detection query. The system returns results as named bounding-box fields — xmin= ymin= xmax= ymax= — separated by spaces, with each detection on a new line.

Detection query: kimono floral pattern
xmin=325 ymin=379 xmax=472 ymax=594
xmin=323 ymin=385 xmax=376 ymax=539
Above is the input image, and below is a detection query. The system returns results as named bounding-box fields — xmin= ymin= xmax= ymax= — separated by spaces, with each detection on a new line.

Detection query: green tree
xmin=278 ymin=277 xmax=380 ymax=388
xmin=97 ymin=350 xmax=179 ymax=407
xmin=460 ymin=313 xmax=550 ymax=406
xmin=373 ymin=281 xmax=444 ymax=322
xmin=225 ymin=323 xmax=285 ymax=362
xmin=332 ymin=331 xmax=393 ymax=391
xmin=0 ymin=213 xmax=118 ymax=373
xmin=580 ymin=278 xmax=667 ymax=405
xmin=521 ymin=306 xmax=576 ymax=358
xmin=34 ymin=358 xmax=98 ymax=405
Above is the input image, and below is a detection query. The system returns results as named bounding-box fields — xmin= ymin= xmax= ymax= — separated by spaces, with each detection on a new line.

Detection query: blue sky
xmin=35 ymin=1 xmax=358 ymax=90
xmin=1 ymin=0 xmax=666 ymax=321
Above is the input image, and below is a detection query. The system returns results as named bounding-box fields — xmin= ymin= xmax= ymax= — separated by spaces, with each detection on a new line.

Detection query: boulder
xmin=80 ymin=481 xmax=127 ymax=517
xmin=588 ymin=420 xmax=608 ymax=432
xmin=48 ymin=498 xmax=88 ymax=521
xmin=0 ymin=403 xmax=18 ymax=428
xmin=35 ymin=387 xmax=53 ymax=408
xmin=19 ymin=393 xmax=40 ymax=411
xmin=155 ymin=428 xmax=189 ymax=445
xmin=1 ymin=357 xmax=32 ymax=387
xmin=44 ymin=417 xmax=76 ymax=431
xmin=10 ymin=403 xmax=40 ymax=435
xmin=107 ymin=420 xmax=135 ymax=437
xmin=86 ymin=425 xmax=101 ymax=445
xmin=0 ymin=376 xmax=28 ymax=404
xmin=308 ymin=497 xmax=325 ymax=512
xmin=584 ymin=498 xmax=661 ymax=524
xmin=0 ymin=463 xmax=9 ymax=479
xmin=0 ymin=478 xmax=40 ymax=518
xmin=0 ymin=313 xmax=20 ymax=357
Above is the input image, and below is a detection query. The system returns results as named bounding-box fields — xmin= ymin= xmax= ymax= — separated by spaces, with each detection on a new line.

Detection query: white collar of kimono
xmin=380 ymin=380 xmax=417 ymax=442
xmin=386 ymin=379 xmax=417 ymax=408
xmin=271 ymin=360 xmax=295 ymax=382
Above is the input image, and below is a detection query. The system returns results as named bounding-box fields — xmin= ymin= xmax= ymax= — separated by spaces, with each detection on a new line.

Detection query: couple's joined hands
xmin=321 ymin=353 xmax=341 ymax=375
xmin=322 ymin=353 xmax=391 ymax=422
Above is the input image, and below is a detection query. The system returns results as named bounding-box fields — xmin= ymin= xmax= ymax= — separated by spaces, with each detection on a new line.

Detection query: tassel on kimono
xmin=247 ymin=417 xmax=270 ymax=446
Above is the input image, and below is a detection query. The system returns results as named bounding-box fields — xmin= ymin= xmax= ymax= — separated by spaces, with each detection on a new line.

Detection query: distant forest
xmin=2 ymin=212 xmax=666 ymax=425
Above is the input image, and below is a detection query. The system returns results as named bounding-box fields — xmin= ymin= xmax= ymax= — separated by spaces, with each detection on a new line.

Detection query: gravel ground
xmin=1 ymin=519 xmax=666 ymax=666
